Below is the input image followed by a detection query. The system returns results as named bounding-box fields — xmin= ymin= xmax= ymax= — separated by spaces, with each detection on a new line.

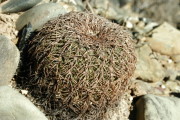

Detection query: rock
xmin=131 ymin=79 xmax=168 ymax=96
xmin=134 ymin=44 xmax=166 ymax=82
xmin=16 ymin=3 xmax=73 ymax=31
xmin=153 ymin=53 xmax=178 ymax=80
xmin=58 ymin=2 xmax=83 ymax=12
xmin=0 ymin=0 xmax=43 ymax=13
xmin=143 ymin=22 xmax=158 ymax=33
xmin=0 ymin=35 xmax=19 ymax=86
xmin=165 ymin=69 xmax=178 ymax=80
xmin=53 ymin=0 xmax=84 ymax=7
xmin=125 ymin=21 xmax=133 ymax=29
xmin=124 ymin=16 xmax=158 ymax=37
xmin=176 ymin=63 xmax=180 ymax=70
xmin=127 ymin=17 xmax=139 ymax=24
xmin=89 ymin=0 xmax=122 ymax=20
xmin=0 ymin=13 xmax=19 ymax=40
xmin=37 ymin=0 xmax=50 ymax=4
xmin=148 ymin=22 xmax=180 ymax=56
xmin=154 ymin=53 xmax=174 ymax=68
xmin=166 ymin=80 xmax=180 ymax=92
xmin=105 ymin=92 xmax=132 ymax=120
xmin=131 ymin=79 xmax=150 ymax=96
xmin=0 ymin=86 xmax=48 ymax=120
xmin=136 ymin=94 xmax=180 ymax=120
xmin=133 ymin=21 xmax=147 ymax=34
xmin=172 ymin=54 xmax=180 ymax=63
xmin=132 ymin=0 xmax=179 ymax=27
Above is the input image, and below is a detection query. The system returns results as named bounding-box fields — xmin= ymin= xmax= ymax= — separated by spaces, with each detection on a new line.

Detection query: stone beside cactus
xmin=18 ymin=12 xmax=136 ymax=119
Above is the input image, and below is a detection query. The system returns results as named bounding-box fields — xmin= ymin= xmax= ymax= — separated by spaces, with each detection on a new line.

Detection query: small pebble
xmin=126 ymin=21 xmax=133 ymax=29
xmin=20 ymin=90 xmax=28 ymax=95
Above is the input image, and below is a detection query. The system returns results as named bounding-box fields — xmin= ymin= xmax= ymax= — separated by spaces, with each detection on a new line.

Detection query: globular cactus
xmin=19 ymin=12 xmax=136 ymax=119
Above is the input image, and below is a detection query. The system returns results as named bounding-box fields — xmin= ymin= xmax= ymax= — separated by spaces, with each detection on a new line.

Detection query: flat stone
xmin=16 ymin=3 xmax=69 ymax=31
xmin=136 ymin=94 xmax=180 ymax=120
xmin=0 ymin=35 xmax=19 ymax=86
xmin=0 ymin=86 xmax=48 ymax=120
xmin=134 ymin=44 xmax=166 ymax=82
xmin=148 ymin=22 xmax=180 ymax=56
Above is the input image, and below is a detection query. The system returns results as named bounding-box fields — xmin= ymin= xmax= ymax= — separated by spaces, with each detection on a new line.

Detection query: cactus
xmin=18 ymin=12 xmax=136 ymax=119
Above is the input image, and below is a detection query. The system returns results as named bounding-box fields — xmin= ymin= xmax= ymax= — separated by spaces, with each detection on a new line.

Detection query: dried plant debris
xmin=17 ymin=12 xmax=136 ymax=120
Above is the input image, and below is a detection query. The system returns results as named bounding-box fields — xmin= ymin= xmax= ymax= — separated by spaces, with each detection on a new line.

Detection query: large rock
xmin=136 ymin=94 xmax=180 ymax=120
xmin=0 ymin=0 xmax=42 ymax=13
xmin=0 ymin=86 xmax=48 ymax=120
xmin=0 ymin=35 xmax=19 ymax=86
xmin=148 ymin=22 xmax=180 ymax=56
xmin=134 ymin=44 xmax=166 ymax=82
xmin=16 ymin=2 xmax=78 ymax=31
xmin=132 ymin=0 xmax=179 ymax=27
